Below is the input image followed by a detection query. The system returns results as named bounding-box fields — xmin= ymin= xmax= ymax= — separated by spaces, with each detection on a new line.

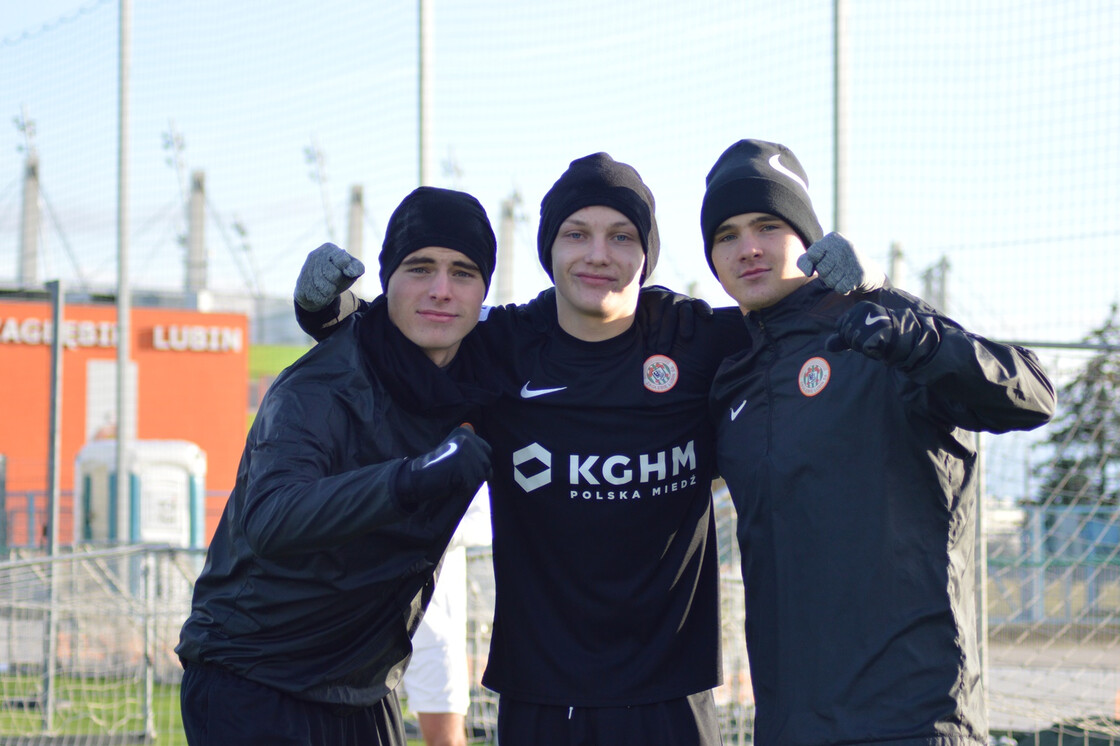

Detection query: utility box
xmin=74 ymin=440 xmax=207 ymax=548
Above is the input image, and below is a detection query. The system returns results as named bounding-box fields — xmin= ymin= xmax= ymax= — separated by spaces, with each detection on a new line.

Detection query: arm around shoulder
xmin=293 ymin=243 xmax=369 ymax=341
xmin=295 ymin=290 xmax=367 ymax=342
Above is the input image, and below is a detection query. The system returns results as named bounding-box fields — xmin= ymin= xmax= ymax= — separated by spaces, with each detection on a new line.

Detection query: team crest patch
xmin=798 ymin=357 xmax=831 ymax=397
xmin=643 ymin=355 xmax=679 ymax=393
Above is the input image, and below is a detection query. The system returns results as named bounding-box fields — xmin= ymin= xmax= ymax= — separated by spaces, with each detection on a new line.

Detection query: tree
xmin=1031 ymin=304 xmax=1120 ymax=507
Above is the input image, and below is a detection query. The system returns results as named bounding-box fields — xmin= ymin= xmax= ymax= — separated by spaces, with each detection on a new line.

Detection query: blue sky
xmin=2 ymin=0 xmax=1118 ymax=350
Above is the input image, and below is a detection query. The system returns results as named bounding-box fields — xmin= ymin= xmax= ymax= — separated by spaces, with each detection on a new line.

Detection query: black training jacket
xmin=176 ymin=307 xmax=480 ymax=708
xmin=709 ymin=280 xmax=1055 ymax=746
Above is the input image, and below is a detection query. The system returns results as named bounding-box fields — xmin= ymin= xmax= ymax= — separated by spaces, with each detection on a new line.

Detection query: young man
xmin=296 ymin=153 xmax=747 ymax=745
xmin=176 ymin=187 xmax=498 ymax=746
xmin=475 ymin=158 xmax=735 ymax=745
xmin=702 ymin=139 xmax=1057 ymax=745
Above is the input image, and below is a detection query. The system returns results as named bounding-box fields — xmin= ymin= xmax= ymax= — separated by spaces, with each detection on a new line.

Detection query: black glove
xmin=637 ymin=285 xmax=715 ymax=354
xmin=395 ymin=426 xmax=492 ymax=512
xmin=826 ymin=300 xmax=940 ymax=369
xmin=294 ymin=243 xmax=365 ymax=312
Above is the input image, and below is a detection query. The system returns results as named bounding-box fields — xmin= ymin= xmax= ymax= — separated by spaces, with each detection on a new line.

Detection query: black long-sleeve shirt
xmin=475 ymin=291 xmax=744 ymax=705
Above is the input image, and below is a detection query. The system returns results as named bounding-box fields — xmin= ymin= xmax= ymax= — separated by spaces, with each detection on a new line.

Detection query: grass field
xmin=0 ymin=676 xmax=433 ymax=744
xmin=0 ymin=676 xmax=182 ymax=742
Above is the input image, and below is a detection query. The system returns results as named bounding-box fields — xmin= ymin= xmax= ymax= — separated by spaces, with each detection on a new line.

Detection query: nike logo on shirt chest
xmin=520 ymin=382 xmax=567 ymax=399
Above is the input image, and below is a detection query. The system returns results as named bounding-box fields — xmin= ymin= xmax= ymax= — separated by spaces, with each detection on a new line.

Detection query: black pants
xmin=180 ymin=662 xmax=406 ymax=746
xmin=496 ymin=690 xmax=723 ymax=746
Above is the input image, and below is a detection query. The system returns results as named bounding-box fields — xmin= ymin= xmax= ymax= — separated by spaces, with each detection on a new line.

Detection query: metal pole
xmin=0 ymin=454 xmax=8 ymax=559
xmin=143 ymin=552 xmax=156 ymax=738
xmin=975 ymin=439 xmax=990 ymax=712
xmin=45 ymin=281 xmax=63 ymax=556
xmin=116 ymin=0 xmax=133 ymax=543
xmin=418 ymin=0 xmax=432 ymax=186
xmin=1027 ymin=507 xmax=1044 ymax=622
xmin=832 ymin=0 xmax=848 ymax=234
xmin=42 ymin=279 xmax=64 ymax=734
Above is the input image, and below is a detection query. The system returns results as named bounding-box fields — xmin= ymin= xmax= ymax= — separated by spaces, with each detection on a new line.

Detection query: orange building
xmin=0 ymin=297 xmax=248 ymax=547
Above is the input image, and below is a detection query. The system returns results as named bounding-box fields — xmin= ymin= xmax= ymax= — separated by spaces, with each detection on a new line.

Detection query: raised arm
xmin=294 ymin=243 xmax=368 ymax=341
xmin=827 ymin=296 xmax=1055 ymax=433
xmin=798 ymin=232 xmax=888 ymax=295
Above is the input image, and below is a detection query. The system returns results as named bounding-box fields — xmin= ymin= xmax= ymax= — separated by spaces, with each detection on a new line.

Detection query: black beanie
xmin=379 ymin=186 xmax=497 ymax=293
xmin=537 ymin=153 xmax=660 ymax=283
xmin=700 ymin=139 xmax=823 ymax=276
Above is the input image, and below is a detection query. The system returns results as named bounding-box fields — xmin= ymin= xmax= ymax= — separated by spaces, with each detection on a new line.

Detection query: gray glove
xmin=294 ymin=243 xmax=365 ymax=312
xmin=797 ymin=232 xmax=886 ymax=295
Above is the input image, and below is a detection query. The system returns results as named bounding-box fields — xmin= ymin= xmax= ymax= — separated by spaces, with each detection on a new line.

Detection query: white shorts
xmin=401 ymin=544 xmax=470 ymax=714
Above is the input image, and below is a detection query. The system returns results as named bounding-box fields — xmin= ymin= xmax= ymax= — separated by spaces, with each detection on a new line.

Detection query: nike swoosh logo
xmin=424 ymin=441 xmax=458 ymax=468
xmin=864 ymin=313 xmax=890 ymax=325
xmin=768 ymin=153 xmax=809 ymax=192
xmin=521 ymin=382 xmax=567 ymax=399
xmin=730 ymin=400 xmax=747 ymax=421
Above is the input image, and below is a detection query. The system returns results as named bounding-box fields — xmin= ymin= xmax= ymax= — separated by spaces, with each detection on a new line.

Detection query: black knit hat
xmin=700 ymin=139 xmax=823 ymax=276
xmin=379 ymin=186 xmax=497 ymax=293
xmin=537 ymin=153 xmax=659 ymax=284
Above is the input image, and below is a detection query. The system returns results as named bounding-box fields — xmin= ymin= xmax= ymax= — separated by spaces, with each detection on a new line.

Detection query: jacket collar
xmin=743 ymin=279 xmax=830 ymax=340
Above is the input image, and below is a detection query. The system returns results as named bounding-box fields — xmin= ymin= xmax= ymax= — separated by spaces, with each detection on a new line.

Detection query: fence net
xmin=0 ymin=545 xmax=194 ymax=743
xmin=1 ymin=0 xmax=1118 ymax=743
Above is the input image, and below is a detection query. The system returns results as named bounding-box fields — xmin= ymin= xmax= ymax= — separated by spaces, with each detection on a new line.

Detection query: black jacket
xmin=176 ymin=302 xmax=484 ymax=708
xmin=710 ymin=280 xmax=1054 ymax=746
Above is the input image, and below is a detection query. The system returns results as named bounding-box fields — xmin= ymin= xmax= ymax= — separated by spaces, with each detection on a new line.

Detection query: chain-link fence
xmin=2 ymin=434 xmax=1120 ymax=745
xmin=2 ymin=1 xmax=1119 ymax=743
xmin=0 ymin=544 xmax=196 ymax=744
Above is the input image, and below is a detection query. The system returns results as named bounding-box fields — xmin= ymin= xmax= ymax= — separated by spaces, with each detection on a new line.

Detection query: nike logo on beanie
xmin=768 ymin=153 xmax=809 ymax=192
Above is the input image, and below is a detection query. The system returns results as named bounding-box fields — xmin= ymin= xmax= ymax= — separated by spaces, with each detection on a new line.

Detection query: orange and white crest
xmin=798 ymin=357 xmax=831 ymax=397
xmin=643 ymin=355 xmax=679 ymax=393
